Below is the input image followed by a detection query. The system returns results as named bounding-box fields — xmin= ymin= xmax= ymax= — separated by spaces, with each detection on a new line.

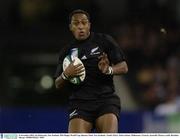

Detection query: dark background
xmin=0 ymin=0 xmax=180 ymax=133
xmin=0 ymin=1 xmax=179 ymax=132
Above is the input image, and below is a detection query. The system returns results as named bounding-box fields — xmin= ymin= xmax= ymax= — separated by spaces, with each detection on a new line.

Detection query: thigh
xmin=68 ymin=118 xmax=93 ymax=133
xmin=95 ymin=113 xmax=118 ymax=133
xmin=68 ymin=106 xmax=96 ymax=133
xmin=95 ymin=104 xmax=120 ymax=133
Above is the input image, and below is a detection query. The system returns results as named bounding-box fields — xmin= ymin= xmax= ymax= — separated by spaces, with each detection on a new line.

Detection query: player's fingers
xmin=74 ymin=63 xmax=83 ymax=68
xmin=98 ymin=56 xmax=102 ymax=60
xmin=102 ymin=53 xmax=107 ymax=59
xmin=98 ymin=64 xmax=105 ymax=71
xmin=102 ymin=66 xmax=108 ymax=73
xmin=105 ymin=59 xmax=109 ymax=64
xmin=78 ymin=73 xmax=85 ymax=76
xmin=77 ymin=68 xmax=85 ymax=74
xmin=98 ymin=55 xmax=103 ymax=59
xmin=99 ymin=61 xmax=106 ymax=67
xmin=69 ymin=60 xmax=75 ymax=67
xmin=72 ymin=60 xmax=75 ymax=64
xmin=98 ymin=52 xmax=105 ymax=59
xmin=98 ymin=57 xmax=107 ymax=63
xmin=99 ymin=53 xmax=108 ymax=61
xmin=98 ymin=60 xmax=102 ymax=65
xmin=103 ymin=53 xmax=107 ymax=57
xmin=101 ymin=54 xmax=109 ymax=64
xmin=98 ymin=61 xmax=103 ymax=68
xmin=76 ymin=65 xmax=84 ymax=71
xmin=103 ymin=54 xmax=108 ymax=60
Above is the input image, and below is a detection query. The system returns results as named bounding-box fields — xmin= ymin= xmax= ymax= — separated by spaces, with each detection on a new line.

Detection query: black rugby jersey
xmin=54 ymin=32 xmax=126 ymax=100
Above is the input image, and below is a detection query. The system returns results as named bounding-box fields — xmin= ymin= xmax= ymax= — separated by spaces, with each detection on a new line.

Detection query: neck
xmin=77 ymin=32 xmax=91 ymax=41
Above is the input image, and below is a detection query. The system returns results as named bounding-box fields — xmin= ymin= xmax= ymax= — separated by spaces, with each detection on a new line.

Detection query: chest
xmin=70 ymin=42 xmax=104 ymax=61
xmin=68 ymin=42 xmax=105 ymax=71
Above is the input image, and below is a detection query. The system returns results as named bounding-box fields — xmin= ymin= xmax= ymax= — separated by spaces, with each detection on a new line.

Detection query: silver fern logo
xmin=90 ymin=46 xmax=100 ymax=55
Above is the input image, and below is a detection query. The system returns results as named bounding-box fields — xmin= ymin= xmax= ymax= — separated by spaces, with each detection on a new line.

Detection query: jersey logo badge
xmin=69 ymin=109 xmax=78 ymax=118
xmin=90 ymin=47 xmax=100 ymax=55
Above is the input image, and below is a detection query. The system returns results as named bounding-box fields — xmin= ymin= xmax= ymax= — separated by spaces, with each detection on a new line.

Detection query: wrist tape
xmin=106 ymin=66 xmax=113 ymax=75
xmin=61 ymin=72 xmax=69 ymax=80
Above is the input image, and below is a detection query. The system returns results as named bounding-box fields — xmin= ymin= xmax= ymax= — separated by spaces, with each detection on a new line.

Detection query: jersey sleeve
xmin=104 ymin=34 xmax=127 ymax=64
xmin=54 ymin=46 xmax=69 ymax=79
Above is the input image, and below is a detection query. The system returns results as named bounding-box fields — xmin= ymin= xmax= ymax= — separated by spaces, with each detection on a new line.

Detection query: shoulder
xmin=57 ymin=43 xmax=72 ymax=58
xmin=93 ymin=32 xmax=115 ymax=43
xmin=93 ymin=32 xmax=111 ymax=39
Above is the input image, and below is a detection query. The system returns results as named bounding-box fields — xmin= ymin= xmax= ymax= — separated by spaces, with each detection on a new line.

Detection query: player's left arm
xmin=98 ymin=53 xmax=128 ymax=75
xmin=112 ymin=61 xmax=128 ymax=75
xmin=98 ymin=34 xmax=128 ymax=75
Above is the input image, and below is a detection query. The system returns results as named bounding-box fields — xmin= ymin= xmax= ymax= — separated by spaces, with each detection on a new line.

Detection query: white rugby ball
xmin=62 ymin=55 xmax=86 ymax=85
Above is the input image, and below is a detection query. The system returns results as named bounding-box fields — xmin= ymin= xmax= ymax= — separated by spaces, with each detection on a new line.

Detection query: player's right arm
xmin=55 ymin=62 xmax=84 ymax=89
xmin=55 ymin=74 xmax=68 ymax=89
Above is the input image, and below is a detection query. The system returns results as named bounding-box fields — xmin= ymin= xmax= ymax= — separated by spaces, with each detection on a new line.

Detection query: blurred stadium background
xmin=0 ymin=0 xmax=179 ymax=133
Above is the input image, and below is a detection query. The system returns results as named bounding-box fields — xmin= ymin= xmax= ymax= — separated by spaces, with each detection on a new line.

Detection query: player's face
xmin=70 ymin=13 xmax=91 ymax=40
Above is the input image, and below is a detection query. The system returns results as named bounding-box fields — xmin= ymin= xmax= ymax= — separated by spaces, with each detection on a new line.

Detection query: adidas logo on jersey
xmin=81 ymin=55 xmax=87 ymax=60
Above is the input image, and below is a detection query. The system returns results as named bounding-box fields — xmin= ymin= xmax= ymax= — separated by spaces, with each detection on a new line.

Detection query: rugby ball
xmin=62 ymin=55 xmax=86 ymax=85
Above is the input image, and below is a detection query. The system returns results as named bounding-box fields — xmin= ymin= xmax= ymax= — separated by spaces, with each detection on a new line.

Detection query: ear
xmin=88 ymin=22 xmax=91 ymax=29
xmin=69 ymin=24 xmax=72 ymax=31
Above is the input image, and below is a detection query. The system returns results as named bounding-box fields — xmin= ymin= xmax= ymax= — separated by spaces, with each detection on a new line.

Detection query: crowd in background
xmin=112 ymin=22 xmax=179 ymax=113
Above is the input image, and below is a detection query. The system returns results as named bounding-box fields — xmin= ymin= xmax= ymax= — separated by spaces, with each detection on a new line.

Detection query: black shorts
xmin=68 ymin=94 xmax=121 ymax=124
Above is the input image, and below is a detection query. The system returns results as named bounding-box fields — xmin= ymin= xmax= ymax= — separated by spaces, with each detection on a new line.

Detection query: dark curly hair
xmin=69 ymin=9 xmax=90 ymax=23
